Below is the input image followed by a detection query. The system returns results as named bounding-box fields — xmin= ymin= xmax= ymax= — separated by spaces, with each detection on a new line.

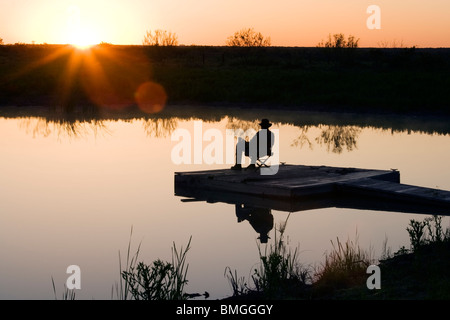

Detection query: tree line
xmin=0 ymin=29 xmax=360 ymax=48
xmin=141 ymin=28 xmax=359 ymax=48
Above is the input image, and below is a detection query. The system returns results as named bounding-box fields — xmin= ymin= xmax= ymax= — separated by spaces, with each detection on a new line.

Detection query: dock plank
xmin=176 ymin=164 xmax=398 ymax=197
xmin=175 ymin=164 xmax=450 ymax=214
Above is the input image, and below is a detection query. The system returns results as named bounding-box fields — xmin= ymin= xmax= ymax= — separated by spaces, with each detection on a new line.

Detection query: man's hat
xmin=258 ymin=234 xmax=270 ymax=243
xmin=259 ymin=119 xmax=272 ymax=128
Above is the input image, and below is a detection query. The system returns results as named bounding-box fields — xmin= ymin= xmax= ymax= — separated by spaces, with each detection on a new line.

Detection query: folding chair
xmin=256 ymin=152 xmax=273 ymax=168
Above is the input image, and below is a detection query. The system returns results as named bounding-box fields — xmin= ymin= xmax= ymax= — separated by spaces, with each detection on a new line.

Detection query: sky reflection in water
xmin=0 ymin=113 xmax=449 ymax=300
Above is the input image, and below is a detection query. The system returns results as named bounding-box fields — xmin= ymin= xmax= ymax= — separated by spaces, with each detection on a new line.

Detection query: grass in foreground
xmin=51 ymin=277 xmax=76 ymax=300
xmin=52 ymin=215 xmax=450 ymax=300
xmin=225 ymin=214 xmax=312 ymax=299
xmin=224 ymin=214 xmax=450 ymax=300
xmin=112 ymin=227 xmax=199 ymax=300
xmin=311 ymin=234 xmax=375 ymax=298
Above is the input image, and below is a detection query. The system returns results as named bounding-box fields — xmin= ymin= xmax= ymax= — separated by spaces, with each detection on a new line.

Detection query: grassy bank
xmin=100 ymin=215 xmax=449 ymax=301
xmin=222 ymin=214 xmax=450 ymax=300
xmin=1 ymin=44 xmax=449 ymax=115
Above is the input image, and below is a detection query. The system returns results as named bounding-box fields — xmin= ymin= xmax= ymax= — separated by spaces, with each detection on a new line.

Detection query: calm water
xmin=1 ymin=108 xmax=449 ymax=300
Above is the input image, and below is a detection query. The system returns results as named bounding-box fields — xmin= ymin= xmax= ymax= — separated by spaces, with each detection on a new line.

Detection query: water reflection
xmin=177 ymin=185 xmax=450 ymax=214
xmin=176 ymin=182 xmax=450 ymax=243
xmin=16 ymin=115 xmax=364 ymax=157
xmin=16 ymin=114 xmax=180 ymax=139
xmin=290 ymin=125 xmax=313 ymax=150
xmin=235 ymin=204 xmax=274 ymax=243
xmin=1 ymin=106 xmax=450 ymax=300
xmin=16 ymin=115 xmax=364 ymax=156
xmin=315 ymin=125 xmax=361 ymax=154
xmin=142 ymin=118 xmax=178 ymax=138
xmin=291 ymin=125 xmax=361 ymax=154
xmin=4 ymin=106 xmax=449 ymax=154
xmin=19 ymin=116 xmax=110 ymax=139
xmin=225 ymin=117 xmax=261 ymax=132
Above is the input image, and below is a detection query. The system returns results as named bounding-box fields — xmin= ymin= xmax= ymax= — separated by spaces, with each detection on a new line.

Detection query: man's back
xmin=253 ymin=129 xmax=274 ymax=158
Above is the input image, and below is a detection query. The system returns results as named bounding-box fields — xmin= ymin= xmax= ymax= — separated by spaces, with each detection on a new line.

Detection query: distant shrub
xmin=226 ymin=28 xmax=271 ymax=47
xmin=143 ymin=29 xmax=179 ymax=46
xmin=317 ymin=33 xmax=359 ymax=48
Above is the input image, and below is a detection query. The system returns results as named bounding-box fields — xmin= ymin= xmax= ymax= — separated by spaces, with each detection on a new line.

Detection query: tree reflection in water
xmin=142 ymin=117 xmax=178 ymax=138
xmin=225 ymin=117 xmax=262 ymax=140
xmin=225 ymin=117 xmax=261 ymax=132
xmin=17 ymin=113 xmax=361 ymax=155
xmin=316 ymin=125 xmax=361 ymax=154
xmin=292 ymin=125 xmax=361 ymax=154
xmin=18 ymin=115 xmax=181 ymax=140
xmin=19 ymin=116 xmax=110 ymax=140
xmin=291 ymin=125 xmax=313 ymax=150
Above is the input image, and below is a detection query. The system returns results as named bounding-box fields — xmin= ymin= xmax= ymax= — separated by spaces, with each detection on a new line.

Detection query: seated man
xmin=231 ymin=118 xmax=274 ymax=170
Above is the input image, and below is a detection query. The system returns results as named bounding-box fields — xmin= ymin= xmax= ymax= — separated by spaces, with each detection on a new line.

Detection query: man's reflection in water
xmin=235 ymin=204 xmax=274 ymax=243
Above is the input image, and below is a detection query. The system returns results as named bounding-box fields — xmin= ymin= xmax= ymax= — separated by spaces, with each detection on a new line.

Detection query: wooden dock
xmin=174 ymin=164 xmax=450 ymax=215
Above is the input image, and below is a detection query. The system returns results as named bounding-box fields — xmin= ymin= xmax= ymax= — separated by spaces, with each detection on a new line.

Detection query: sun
xmin=69 ymin=27 xmax=100 ymax=49
xmin=66 ymin=5 xmax=101 ymax=49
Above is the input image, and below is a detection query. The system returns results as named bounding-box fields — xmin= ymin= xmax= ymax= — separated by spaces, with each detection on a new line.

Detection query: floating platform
xmin=175 ymin=164 xmax=450 ymax=215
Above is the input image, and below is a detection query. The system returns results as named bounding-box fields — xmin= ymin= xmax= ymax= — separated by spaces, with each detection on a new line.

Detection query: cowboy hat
xmin=259 ymin=119 xmax=272 ymax=128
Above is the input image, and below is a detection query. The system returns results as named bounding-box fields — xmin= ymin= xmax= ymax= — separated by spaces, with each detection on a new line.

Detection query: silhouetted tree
xmin=377 ymin=39 xmax=417 ymax=49
xmin=0 ymin=37 xmax=4 ymax=45
xmin=226 ymin=28 xmax=271 ymax=47
xmin=143 ymin=29 xmax=179 ymax=46
xmin=317 ymin=33 xmax=359 ymax=48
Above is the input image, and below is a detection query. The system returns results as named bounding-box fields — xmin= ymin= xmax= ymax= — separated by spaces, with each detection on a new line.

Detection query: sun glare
xmin=69 ymin=28 xmax=100 ymax=49
xmin=66 ymin=5 xmax=101 ymax=49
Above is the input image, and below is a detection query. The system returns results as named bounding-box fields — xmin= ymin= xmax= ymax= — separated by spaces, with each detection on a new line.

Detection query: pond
xmin=0 ymin=106 xmax=449 ymax=300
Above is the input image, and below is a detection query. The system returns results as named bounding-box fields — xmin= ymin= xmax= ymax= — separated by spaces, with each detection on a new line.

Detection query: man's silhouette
xmin=235 ymin=204 xmax=274 ymax=243
xmin=231 ymin=118 xmax=274 ymax=170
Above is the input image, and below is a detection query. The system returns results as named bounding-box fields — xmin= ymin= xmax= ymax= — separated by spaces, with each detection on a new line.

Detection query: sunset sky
xmin=1 ymin=0 xmax=449 ymax=47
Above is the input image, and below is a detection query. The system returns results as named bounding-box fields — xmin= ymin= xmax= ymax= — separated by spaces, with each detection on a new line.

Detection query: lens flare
xmin=135 ymin=81 xmax=167 ymax=114
xmin=79 ymin=45 xmax=153 ymax=110
xmin=10 ymin=44 xmax=161 ymax=113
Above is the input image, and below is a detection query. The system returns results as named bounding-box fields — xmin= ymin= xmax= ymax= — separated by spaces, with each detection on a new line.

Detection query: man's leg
xmin=246 ymin=135 xmax=259 ymax=169
xmin=231 ymin=138 xmax=246 ymax=170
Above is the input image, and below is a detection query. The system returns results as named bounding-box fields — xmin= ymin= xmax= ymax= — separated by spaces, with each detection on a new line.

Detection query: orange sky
xmin=1 ymin=0 xmax=449 ymax=47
